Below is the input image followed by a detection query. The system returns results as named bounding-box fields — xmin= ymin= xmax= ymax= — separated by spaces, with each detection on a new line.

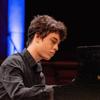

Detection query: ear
xmin=34 ymin=33 xmax=41 ymax=38
xmin=34 ymin=33 xmax=41 ymax=43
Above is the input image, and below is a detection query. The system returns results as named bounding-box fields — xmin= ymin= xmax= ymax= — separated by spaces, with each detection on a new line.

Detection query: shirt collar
xmin=22 ymin=48 xmax=37 ymax=68
xmin=21 ymin=48 xmax=42 ymax=72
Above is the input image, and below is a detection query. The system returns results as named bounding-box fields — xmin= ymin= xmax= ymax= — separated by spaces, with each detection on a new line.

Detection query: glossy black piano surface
xmin=54 ymin=84 xmax=100 ymax=100
xmin=54 ymin=45 xmax=100 ymax=100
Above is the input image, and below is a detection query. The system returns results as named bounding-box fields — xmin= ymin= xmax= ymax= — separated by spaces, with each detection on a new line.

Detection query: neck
xmin=27 ymin=45 xmax=42 ymax=62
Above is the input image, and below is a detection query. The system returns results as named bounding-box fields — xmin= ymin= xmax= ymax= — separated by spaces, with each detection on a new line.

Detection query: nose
xmin=54 ymin=44 xmax=59 ymax=51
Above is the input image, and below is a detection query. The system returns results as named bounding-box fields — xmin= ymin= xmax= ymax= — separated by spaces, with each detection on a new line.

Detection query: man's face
xmin=38 ymin=32 xmax=61 ymax=60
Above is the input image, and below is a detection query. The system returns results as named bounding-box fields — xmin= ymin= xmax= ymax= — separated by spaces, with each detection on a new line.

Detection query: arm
xmin=0 ymin=64 xmax=46 ymax=100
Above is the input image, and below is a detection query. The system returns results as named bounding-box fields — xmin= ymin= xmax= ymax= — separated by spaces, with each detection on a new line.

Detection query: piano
xmin=53 ymin=45 xmax=100 ymax=100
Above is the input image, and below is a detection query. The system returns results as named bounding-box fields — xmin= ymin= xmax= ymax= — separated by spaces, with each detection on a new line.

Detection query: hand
xmin=44 ymin=85 xmax=54 ymax=92
xmin=43 ymin=85 xmax=54 ymax=100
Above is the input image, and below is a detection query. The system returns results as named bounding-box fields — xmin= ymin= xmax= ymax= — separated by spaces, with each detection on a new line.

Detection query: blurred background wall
xmin=0 ymin=0 xmax=100 ymax=85
xmin=0 ymin=0 xmax=100 ymax=61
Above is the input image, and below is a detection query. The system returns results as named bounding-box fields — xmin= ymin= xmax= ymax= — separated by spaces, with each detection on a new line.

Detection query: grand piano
xmin=54 ymin=84 xmax=100 ymax=100
xmin=53 ymin=45 xmax=100 ymax=100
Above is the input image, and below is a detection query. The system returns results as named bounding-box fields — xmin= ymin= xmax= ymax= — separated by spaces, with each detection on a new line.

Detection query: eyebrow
xmin=51 ymin=37 xmax=58 ymax=41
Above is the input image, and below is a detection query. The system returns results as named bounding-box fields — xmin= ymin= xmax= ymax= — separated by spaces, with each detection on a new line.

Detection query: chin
xmin=44 ymin=56 xmax=52 ymax=61
xmin=45 ymin=58 xmax=51 ymax=61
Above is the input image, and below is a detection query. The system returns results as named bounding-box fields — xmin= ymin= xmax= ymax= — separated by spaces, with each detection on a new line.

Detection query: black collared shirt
xmin=0 ymin=48 xmax=46 ymax=100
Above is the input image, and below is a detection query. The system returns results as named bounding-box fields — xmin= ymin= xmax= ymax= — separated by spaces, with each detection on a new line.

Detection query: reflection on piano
xmin=53 ymin=45 xmax=100 ymax=100
xmin=54 ymin=84 xmax=100 ymax=100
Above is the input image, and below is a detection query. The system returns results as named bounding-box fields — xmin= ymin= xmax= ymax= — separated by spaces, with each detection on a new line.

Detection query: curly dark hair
xmin=26 ymin=15 xmax=67 ymax=46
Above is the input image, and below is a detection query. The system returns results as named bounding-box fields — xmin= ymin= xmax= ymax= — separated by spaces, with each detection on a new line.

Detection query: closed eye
xmin=50 ymin=39 xmax=57 ymax=45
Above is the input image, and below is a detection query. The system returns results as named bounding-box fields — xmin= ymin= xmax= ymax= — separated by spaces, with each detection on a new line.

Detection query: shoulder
xmin=1 ymin=53 xmax=24 ymax=70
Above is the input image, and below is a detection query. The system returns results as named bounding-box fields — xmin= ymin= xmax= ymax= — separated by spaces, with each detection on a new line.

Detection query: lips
xmin=50 ymin=52 xmax=55 ymax=56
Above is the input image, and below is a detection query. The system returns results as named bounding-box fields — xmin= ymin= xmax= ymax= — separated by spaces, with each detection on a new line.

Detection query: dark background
xmin=0 ymin=0 xmax=100 ymax=61
xmin=0 ymin=0 xmax=100 ymax=88
xmin=24 ymin=0 xmax=100 ymax=61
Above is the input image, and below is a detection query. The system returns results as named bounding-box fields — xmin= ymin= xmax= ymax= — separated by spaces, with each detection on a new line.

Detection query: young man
xmin=0 ymin=15 xmax=67 ymax=100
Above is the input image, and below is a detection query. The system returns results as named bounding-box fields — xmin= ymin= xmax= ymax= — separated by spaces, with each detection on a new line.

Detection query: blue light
xmin=8 ymin=0 xmax=25 ymax=56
